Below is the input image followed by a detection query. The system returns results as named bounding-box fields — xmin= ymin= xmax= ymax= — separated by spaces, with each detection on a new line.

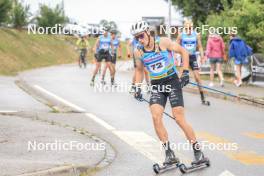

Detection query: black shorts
xmin=209 ymin=58 xmax=224 ymax=64
xmin=111 ymin=53 xmax=117 ymax=64
xmin=97 ymin=49 xmax=112 ymax=62
xmin=80 ymin=49 xmax=87 ymax=59
xmin=149 ymin=74 xmax=184 ymax=108
xmin=189 ymin=55 xmax=199 ymax=70
xmin=94 ymin=53 xmax=98 ymax=59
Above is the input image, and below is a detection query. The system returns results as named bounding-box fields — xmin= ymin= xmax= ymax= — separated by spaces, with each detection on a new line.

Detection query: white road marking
xmin=219 ymin=170 xmax=236 ymax=176
xmin=0 ymin=110 xmax=17 ymax=113
xmin=113 ymin=130 xmax=190 ymax=164
xmin=34 ymin=85 xmax=86 ymax=112
xmin=113 ymin=130 xmax=163 ymax=162
xmin=85 ymin=113 xmax=116 ymax=131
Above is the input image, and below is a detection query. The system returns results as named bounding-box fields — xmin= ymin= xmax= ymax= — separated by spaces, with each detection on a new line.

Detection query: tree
xmin=206 ymin=0 xmax=264 ymax=53
xmin=99 ymin=19 xmax=108 ymax=27
xmin=171 ymin=0 xmax=233 ymax=25
xmin=36 ymin=2 xmax=68 ymax=33
xmin=11 ymin=0 xmax=30 ymax=29
xmin=109 ymin=21 xmax=117 ymax=30
xmin=0 ymin=0 xmax=12 ymax=24
xmin=99 ymin=19 xmax=118 ymax=31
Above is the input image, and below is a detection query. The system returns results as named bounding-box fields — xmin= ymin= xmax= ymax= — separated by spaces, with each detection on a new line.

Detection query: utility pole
xmin=168 ymin=0 xmax=172 ymax=39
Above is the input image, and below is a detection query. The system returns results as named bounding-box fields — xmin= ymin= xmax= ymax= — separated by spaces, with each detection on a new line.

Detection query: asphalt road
xmin=18 ymin=63 xmax=264 ymax=176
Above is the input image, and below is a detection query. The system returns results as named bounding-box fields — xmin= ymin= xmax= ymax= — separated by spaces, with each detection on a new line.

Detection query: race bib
xmin=184 ymin=43 xmax=195 ymax=50
xmin=148 ymin=61 xmax=165 ymax=73
xmin=102 ymin=43 xmax=109 ymax=49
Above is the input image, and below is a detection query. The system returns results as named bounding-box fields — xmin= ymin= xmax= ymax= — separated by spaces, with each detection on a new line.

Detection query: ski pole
xmin=189 ymin=82 xmax=264 ymax=106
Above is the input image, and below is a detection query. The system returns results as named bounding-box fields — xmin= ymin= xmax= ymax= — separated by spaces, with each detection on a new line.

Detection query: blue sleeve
xmin=246 ymin=44 xmax=253 ymax=56
xmin=229 ymin=42 xmax=235 ymax=58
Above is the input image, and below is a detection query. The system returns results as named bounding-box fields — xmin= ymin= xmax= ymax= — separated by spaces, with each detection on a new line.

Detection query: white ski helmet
xmin=131 ymin=21 xmax=149 ymax=36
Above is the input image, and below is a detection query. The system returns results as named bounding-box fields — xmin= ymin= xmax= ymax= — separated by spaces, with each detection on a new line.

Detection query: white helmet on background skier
xmin=130 ymin=20 xmax=149 ymax=36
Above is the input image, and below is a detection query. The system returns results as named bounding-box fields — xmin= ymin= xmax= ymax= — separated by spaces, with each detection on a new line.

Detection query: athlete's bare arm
xmin=134 ymin=49 xmax=144 ymax=84
xmin=176 ymin=33 xmax=182 ymax=45
xmin=126 ymin=41 xmax=132 ymax=58
xmin=197 ymin=33 xmax=204 ymax=62
xmin=93 ymin=38 xmax=99 ymax=53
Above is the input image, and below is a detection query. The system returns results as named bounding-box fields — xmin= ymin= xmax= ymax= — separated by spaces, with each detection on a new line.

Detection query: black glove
xmin=180 ymin=70 xmax=189 ymax=88
xmin=134 ymin=87 xmax=143 ymax=101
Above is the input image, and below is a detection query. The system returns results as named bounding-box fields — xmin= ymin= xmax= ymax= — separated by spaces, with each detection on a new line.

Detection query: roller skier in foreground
xmin=131 ymin=21 xmax=210 ymax=174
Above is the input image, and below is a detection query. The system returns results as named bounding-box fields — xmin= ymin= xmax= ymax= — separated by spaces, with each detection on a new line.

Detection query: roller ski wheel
xmin=153 ymin=163 xmax=160 ymax=174
xmin=111 ymin=82 xmax=117 ymax=87
xmin=152 ymin=162 xmax=179 ymax=174
xmin=202 ymin=100 xmax=210 ymax=106
xmin=179 ymin=163 xmax=187 ymax=174
xmin=153 ymin=150 xmax=180 ymax=174
xmin=179 ymin=158 xmax=210 ymax=174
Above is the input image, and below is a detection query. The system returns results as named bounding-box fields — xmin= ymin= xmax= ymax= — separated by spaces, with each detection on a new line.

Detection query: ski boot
xmin=220 ymin=79 xmax=224 ymax=87
xmin=111 ymin=78 xmax=117 ymax=87
xmin=192 ymin=149 xmax=209 ymax=165
xmin=153 ymin=143 xmax=180 ymax=174
xmin=164 ymin=148 xmax=180 ymax=165
xmin=179 ymin=143 xmax=210 ymax=174
xmin=129 ymin=84 xmax=136 ymax=94
xmin=90 ymin=80 xmax=95 ymax=87
xmin=200 ymin=91 xmax=210 ymax=106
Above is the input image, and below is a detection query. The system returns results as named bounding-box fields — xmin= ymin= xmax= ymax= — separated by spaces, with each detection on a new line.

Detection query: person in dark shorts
xmin=132 ymin=20 xmax=208 ymax=166
xmin=90 ymin=26 xmax=114 ymax=86
xmin=176 ymin=19 xmax=210 ymax=105
xmin=101 ymin=29 xmax=121 ymax=85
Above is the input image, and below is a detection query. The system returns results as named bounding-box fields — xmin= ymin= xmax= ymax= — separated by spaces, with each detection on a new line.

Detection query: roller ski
xmin=202 ymin=100 xmax=210 ymax=106
xmin=101 ymin=80 xmax=106 ymax=85
xmin=153 ymin=143 xmax=180 ymax=174
xmin=179 ymin=150 xmax=210 ymax=174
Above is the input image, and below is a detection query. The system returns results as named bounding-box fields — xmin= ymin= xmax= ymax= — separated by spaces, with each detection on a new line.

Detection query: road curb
xmin=17 ymin=165 xmax=90 ymax=176
xmin=183 ymin=86 xmax=264 ymax=108
xmin=1 ymin=111 xmax=116 ymax=176
xmin=15 ymin=78 xmax=80 ymax=113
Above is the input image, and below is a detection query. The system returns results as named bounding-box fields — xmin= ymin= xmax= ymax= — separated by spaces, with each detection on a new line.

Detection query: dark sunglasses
xmin=135 ymin=33 xmax=145 ymax=40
